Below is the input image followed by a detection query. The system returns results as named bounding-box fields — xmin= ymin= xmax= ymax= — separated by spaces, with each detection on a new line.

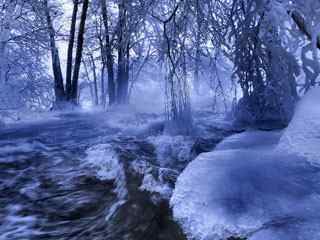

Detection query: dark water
xmin=0 ymin=111 xmax=231 ymax=240
xmin=0 ymin=113 xmax=122 ymax=239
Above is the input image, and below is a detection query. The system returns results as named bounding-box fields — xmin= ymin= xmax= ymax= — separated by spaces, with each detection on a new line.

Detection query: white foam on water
xmin=83 ymin=144 xmax=128 ymax=221
xmin=0 ymin=204 xmax=41 ymax=239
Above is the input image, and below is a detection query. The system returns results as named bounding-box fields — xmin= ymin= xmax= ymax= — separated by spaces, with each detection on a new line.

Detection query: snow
xmin=277 ymin=87 xmax=320 ymax=166
xmin=171 ymin=89 xmax=320 ymax=240
xmin=0 ymin=110 xmax=61 ymax=125
xmin=216 ymin=130 xmax=282 ymax=151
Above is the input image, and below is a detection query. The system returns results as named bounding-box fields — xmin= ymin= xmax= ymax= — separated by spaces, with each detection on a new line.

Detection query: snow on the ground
xmin=171 ymin=88 xmax=320 ymax=240
xmin=0 ymin=110 xmax=61 ymax=126
xmin=216 ymin=130 xmax=282 ymax=151
xmin=277 ymin=87 xmax=320 ymax=166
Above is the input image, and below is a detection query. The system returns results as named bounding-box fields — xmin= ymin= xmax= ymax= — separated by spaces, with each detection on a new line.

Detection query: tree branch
xmin=289 ymin=10 xmax=320 ymax=50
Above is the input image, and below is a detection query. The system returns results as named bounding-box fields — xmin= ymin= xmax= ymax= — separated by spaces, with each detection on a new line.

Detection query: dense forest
xmin=0 ymin=0 xmax=318 ymax=127
xmin=1 ymin=0 xmax=320 ymax=240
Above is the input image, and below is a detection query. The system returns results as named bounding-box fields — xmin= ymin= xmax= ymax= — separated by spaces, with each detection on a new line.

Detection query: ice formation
xmin=171 ymin=89 xmax=320 ymax=240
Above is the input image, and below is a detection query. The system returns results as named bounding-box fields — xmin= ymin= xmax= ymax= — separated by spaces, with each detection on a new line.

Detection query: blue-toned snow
xmin=277 ymin=87 xmax=320 ymax=166
xmin=171 ymin=88 xmax=320 ymax=240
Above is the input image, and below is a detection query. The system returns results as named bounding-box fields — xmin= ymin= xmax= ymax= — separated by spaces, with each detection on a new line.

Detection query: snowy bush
xmin=231 ymin=0 xmax=299 ymax=127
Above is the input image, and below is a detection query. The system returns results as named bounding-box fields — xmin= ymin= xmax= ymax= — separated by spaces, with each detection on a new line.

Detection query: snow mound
xmin=216 ymin=130 xmax=282 ymax=151
xmin=277 ymin=87 xmax=320 ymax=165
xmin=171 ymin=130 xmax=320 ymax=240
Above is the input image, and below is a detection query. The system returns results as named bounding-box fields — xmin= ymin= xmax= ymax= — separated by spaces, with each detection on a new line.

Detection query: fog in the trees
xmin=1 ymin=1 xmax=320 ymax=239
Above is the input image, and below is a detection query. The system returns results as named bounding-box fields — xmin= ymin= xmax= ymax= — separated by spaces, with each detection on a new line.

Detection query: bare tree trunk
xmin=116 ymin=0 xmax=129 ymax=104
xmin=70 ymin=0 xmax=89 ymax=103
xmin=289 ymin=10 xmax=320 ymax=92
xmin=100 ymin=64 xmax=106 ymax=107
xmin=117 ymin=47 xmax=126 ymax=104
xmin=128 ymin=45 xmax=151 ymax=99
xmin=100 ymin=0 xmax=116 ymax=105
xmin=0 ymin=41 xmax=6 ymax=85
xmin=124 ymin=41 xmax=130 ymax=103
xmin=117 ymin=47 xmax=124 ymax=104
xmin=0 ymin=0 xmax=15 ymax=85
xmin=88 ymin=54 xmax=99 ymax=105
xmin=44 ymin=0 xmax=65 ymax=104
xmin=66 ymin=0 xmax=79 ymax=99
xmin=83 ymin=59 xmax=95 ymax=105
xmin=289 ymin=10 xmax=320 ymax=49
xmin=93 ymin=65 xmax=99 ymax=107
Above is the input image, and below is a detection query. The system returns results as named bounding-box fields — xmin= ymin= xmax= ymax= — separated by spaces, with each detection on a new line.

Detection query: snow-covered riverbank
xmin=171 ymin=88 xmax=320 ymax=240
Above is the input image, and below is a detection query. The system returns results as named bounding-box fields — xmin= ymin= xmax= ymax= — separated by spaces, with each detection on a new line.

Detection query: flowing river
xmin=0 ymin=110 xmax=197 ymax=240
xmin=0 ymin=113 xmax=124 ymax=239
xmin=0 ymin=110 xmax=236 ymax=240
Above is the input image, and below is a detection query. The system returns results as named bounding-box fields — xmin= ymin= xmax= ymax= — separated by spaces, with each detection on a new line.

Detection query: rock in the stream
xmin=103 ymin=123 xmax=237 ymax=240
xmin=105 ymin=138 xmax=187 ymax=240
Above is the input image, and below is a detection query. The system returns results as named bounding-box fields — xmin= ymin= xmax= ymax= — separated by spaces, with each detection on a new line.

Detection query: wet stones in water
xmin=107 ymin=190 xmax=186 ymax=240
xmin=107 ymin=139 xmax=187 ymax=240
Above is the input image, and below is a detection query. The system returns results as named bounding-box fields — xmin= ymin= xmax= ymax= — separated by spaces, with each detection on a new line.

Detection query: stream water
xmin=0 ymin=113 xmax=127 ymax=239
xmin=0 ymin=111 xmax=234 ymax=240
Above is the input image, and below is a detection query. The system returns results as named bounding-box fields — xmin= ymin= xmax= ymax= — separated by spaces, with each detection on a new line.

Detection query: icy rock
xmin=171 ymin=129 xmax=320 ymax=240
